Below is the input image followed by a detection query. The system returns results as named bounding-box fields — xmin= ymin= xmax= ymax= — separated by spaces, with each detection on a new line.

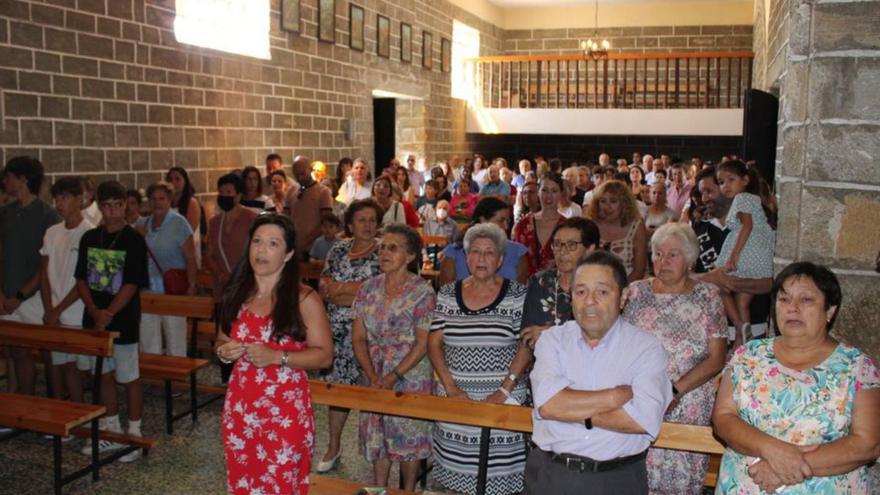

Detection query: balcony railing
xmin=465 ymin=51 xmax=753 ymax=110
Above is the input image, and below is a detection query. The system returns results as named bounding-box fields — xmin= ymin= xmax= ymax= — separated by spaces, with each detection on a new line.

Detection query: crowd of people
xmin=0 ymin=150 xmax=877 ymax=495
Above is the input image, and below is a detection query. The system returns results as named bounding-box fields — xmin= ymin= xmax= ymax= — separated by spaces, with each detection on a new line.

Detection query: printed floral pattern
xmin=716 ymin=339 xmax=880 ymax=494
xmin=353 ymin=273 xmax=436 ymax=462
xmin=222 ymin=309 xmax=313 ymax=495
xmin=623 ymin=279 xmax=727 ymax=494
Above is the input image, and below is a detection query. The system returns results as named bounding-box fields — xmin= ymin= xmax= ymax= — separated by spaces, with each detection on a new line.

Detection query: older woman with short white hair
xmin=428 ymin=223 xmax=531 ymax=494
xmin=622 ymin=222 xmax=727 ymax=495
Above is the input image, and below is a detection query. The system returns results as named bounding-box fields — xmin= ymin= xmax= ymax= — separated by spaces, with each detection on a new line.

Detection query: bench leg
xmin=475 ymin=426 xmax=491 ymax=495
xmin=164 ymin=379 xmax=173 ymax=435
xmin=91 ymin=418 xmax=100 ymax=481
xmin=53 ymin=435 xmax=63 ymax=495
xmin=190 ymin=373 xmax=198 ymax=424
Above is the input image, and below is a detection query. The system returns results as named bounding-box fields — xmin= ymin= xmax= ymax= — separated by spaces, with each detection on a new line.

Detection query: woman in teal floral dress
xmin=713 ymin=262 xmax=880 ymax=494
xmin=351 ymin=224 xmax=436 ymax=491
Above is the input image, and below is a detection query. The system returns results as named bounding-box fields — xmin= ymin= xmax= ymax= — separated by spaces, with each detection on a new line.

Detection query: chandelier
xmin=581 ymin=0 xmax=610 ymax=60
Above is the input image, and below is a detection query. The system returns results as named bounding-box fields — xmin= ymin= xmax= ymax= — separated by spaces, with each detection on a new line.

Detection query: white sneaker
xmin=80 ymin=439 xmax=124 ymax=455
xmin=43 ymin=434 xmax=75 ymax=442
xmin=118 ymin=448 xmax=142 ymax=463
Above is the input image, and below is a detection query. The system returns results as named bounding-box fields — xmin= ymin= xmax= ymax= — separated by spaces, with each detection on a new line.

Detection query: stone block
xmin=32 ymin=4 xmax=66 ymax=26
xmin=11 ymin=21 xmax=43 ymax=49
xmin=137 ymin=84 xmax=158 ymax=102
xmin=833 ymin=273 xmax=880 ymax=362
xmin=102 ymin=101 xmax=128 ymax=122
xmin=788 ymin=1 xmax=812 ymax=57
xmin=197 ymin=109 xmax=218 ymax=127
xmin=66 ymin=11 xmax=96 ymax=32
xmin=182 ymin=89 xmax=203 ymax=106
xmin=674 ymin=26 xmax=702 ymax=36
xmin=105 ymin=150 xmax=130 ymax=171
xmin=73 ymin=149 xmax=105 ymax=172
xmin=151 ymin=46 xmax=187 ymax=71
xmin=41 ymin=149 xmax=72 ymax=174
xmin=78 ymin=33 xmax=114 ymax=59
xmin=701 ymin=25 xmax=732 ymax=35
xmin=148 ymin=105 xmax=173 ymax=124
xmin=160 ymin=127 xmax=183 ymax=148
xmin=781 ymin=61 xmax=808 ymax=123
xmin=81 ymin=78 xmax=114 ymax=98
xmin=62 ymin=55 xmax=98 ymax=76
xmin=173 ymin=108 xmax=196 ymax=126
xmin=115 ymin=81 xmax=135 ymax=100
xmin=159 ymin=86 xmax=182 ymax=104
xmin=184 ymin=129 xmax=205 ymax=148
xmin=84 ymin=123 xmax=115 ymax=147
xmin=4 ymin=92 xmax=38 ymax=117
xmin=108 ymin=0 xmax=133 ymax=20
xmin=45 ymin=28 xmax=77 ymax=53
xmin=688 ymin=36 xmax=716 ymax=48
xmin=115 ymin=40 xmax=135 ymax=62
xmin=810 ymin=57 xmax=880 ymax=120
xmin=53 ymin=75 xmax=80 ymax=96
xmin=100 ymin=61 xmax=126 ymax=80
xmin=659 ymin=36 xmax=688 ymax=48
xmin=128 ymin=103 xmax=147 ymax=123
xmin=505 ymin=29 xmax=532 ymax=40
xmin=173 ymin=149 xmax=199 ymax=170
xmin=97 ymin=17 xmax=121 ymax=37
xmin=716 ymin=35 xmax=752 ymax=48
xmin=0 ymin=46 xmax=33 ymax=69
xmin=149 ymin=150 xmax=172 ymax=170
xmin=798 ymin=186 xmax=880 ymax=269
xmin=40 ymin=96 xmax=70 ymax=119
xmin=814 ymin=2 xmax=880 ymax=52
xmin=35 ymin=52 xmax=61 ymax=72
xmin=139 ymin=127 xmax=159 ymax=147
xmin=0 ymin=0 xmax=28 ymax=21
xmin=131 ymin=150 xmax=148 ymax=171
xmin=54 ymin=121 xmax=83 ymax=146
xmin=544 ymin=39 xmax=579 ymax=50
xmin=116 ymin=124 xmax=139 ymax=147
xmin=516 ymin=39 xmax=543 ymax=50
xmin=774 ymin=180 xmax=801 ymax=260
xmin=805 ymin=123 xmax=880 ymax=185
xmin=72 ymin=99 xmax=98 ymax=121
xmin=21 ymin=120 xmax=53 ymax=145
xmin=779 ymin=125 xmax=805 ymax=177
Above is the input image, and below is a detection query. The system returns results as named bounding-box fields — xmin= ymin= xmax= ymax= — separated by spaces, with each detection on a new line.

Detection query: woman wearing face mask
xmin=206 ymin=174 xmax=258 ymax=300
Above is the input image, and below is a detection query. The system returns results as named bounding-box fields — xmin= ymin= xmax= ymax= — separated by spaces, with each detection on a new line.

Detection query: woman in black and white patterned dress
xmin=428 ymin=223 xmax=532 ymax=495
xmin=317 ymin=199 xmax=382 ymax=472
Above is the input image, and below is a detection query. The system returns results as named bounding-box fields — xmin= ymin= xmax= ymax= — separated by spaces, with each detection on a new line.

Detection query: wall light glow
xmin=174 ymin=0 xmax=271 ymax=60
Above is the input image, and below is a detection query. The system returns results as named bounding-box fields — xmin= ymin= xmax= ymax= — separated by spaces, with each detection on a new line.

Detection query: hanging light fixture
xmin=581 ymin=0 xmax=610 ymax=60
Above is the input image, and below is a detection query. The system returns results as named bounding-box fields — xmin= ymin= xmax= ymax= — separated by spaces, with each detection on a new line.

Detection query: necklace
xmin=100 ymin=228 xmax=123 ymax=250
xmin=349 ymin=239 xmax=376 ymax=258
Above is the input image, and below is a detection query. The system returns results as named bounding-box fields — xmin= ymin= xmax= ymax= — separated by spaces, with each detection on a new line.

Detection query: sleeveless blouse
xmin=603 ymin=221 xmax=640 ymax=275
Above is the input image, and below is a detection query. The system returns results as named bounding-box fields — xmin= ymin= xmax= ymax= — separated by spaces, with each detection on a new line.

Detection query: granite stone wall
xmin=757 ymin=0 xmax=880 ymax=367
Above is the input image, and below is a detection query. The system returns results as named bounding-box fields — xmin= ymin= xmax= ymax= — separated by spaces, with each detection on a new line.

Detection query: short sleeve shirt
xmin=138 ymin=211 xmax=193 ymax=294
xmin=75 ymin=226 xmax=149 ymax=344
xmin=0 ymin=198 xmax=61 ymax=297
xmin=40 ymin=218 xmax=94 ymax=324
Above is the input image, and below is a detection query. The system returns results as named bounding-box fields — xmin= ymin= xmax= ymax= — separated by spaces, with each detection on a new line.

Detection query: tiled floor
xmin=0 ymin=368 xmax=452 ymax=494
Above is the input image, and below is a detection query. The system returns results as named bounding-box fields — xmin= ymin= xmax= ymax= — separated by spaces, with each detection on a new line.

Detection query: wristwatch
xmin=506 ymin=372 xmax=517 ymax=382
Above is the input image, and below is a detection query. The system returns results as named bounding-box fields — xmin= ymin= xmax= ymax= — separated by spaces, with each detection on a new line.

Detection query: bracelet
xmin=216 ymin=349 xmax=233 ymax=365
xmin=497 ymin=387 xmax=511 ymax=399
xmin=281 ymin=351 xmax=289 ymax=368
xmin=393 ymin=369 xmax=404 ymax=382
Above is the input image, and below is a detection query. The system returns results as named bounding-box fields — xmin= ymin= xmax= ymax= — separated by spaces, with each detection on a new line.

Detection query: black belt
xmin=536 ymin=445 xmax=647 ymax=473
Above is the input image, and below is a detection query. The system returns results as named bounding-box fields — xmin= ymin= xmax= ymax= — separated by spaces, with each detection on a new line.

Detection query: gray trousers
xmin=523 ymin=447 xmax=648 ymax=495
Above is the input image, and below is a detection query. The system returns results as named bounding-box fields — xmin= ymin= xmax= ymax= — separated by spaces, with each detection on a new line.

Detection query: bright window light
xmin=452 ymin=20 xmax=480 ymax=101
xmin=174 ymin=0 xmax=271 ymax=60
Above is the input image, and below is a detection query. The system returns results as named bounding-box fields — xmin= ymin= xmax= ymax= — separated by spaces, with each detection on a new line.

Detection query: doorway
xmin=373 ymin=98 xmax=395 ymax=177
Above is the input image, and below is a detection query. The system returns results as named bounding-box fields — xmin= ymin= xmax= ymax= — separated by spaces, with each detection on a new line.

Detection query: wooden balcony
xmin=465 ymin=51 xmax=753 ymax=110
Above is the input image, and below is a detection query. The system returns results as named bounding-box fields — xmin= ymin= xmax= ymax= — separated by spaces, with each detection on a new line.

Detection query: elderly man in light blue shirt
xmin=525 ymin=251 xmax=672 ymax=494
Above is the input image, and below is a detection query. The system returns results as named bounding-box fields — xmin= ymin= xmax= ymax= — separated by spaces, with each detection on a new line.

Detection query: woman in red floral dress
xmin=216 ymin=214 xmax=333 ymax=495
xmin=512 ymin=172 xmax=566 ymax=275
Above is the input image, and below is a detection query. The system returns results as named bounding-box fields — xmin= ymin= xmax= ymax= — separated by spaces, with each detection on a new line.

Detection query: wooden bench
xmin=310 ymin=380 xmax=725 ymax=494
xmin=311 ymin=474 xmax=416 ymax=495
xmin=0 ymin=321 xmax=156 ymax=494
xmin=139 ymin=294 xmax=218 ymax=434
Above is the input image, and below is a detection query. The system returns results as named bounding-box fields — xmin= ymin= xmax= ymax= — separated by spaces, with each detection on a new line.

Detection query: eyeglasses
xmin=378 ymin=243 xmax=403 ymax=253
xmin=551 ymin=240 xmax=582 ymax=252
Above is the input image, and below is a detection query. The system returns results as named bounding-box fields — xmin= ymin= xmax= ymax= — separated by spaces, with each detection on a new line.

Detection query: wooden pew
xmin=310 ymin=380 xmax=725 ymax=494
xmin=0 ymin=321 xmax=156 ymax=494
xmin=138 ymin=294 xmax=217 ymax=434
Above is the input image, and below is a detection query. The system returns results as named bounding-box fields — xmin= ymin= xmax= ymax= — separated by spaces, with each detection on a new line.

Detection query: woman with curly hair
xmin=585 ymin=180 xmax=648 ymax=281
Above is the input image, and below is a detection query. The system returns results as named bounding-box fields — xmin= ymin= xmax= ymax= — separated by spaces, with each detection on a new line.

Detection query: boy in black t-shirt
xmin=75 ymin=181 xmax=148 ymax=461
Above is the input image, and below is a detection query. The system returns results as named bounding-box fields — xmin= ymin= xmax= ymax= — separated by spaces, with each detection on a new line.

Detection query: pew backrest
xmin=0 ymin=320 xmax=116 ymax=357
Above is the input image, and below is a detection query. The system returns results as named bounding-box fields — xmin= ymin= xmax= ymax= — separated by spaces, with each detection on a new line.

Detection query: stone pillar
xmin=773 ymin=0 xmax=880 ymax=363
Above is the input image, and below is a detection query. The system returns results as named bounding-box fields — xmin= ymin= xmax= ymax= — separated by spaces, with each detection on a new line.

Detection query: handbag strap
xmin=145 ymin=216 xmax=166 ymax=274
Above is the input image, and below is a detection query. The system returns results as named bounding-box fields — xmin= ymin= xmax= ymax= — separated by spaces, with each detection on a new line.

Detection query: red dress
xmin=512 ymin=213 xmax=564 ymax=275
xmin=222 ymin=308 xmax=313 ymax=495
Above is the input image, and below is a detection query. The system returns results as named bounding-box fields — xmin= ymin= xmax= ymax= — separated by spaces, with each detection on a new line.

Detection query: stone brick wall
xmin=0 ymin=0 xmax=502 ymax=197
xmin=769 ymin=0 xmax=880 ymax=366
xmin=467 ymin=133 xmax=742 ymax=168
xmin=503 ymin=25 xmax=753 ymax=55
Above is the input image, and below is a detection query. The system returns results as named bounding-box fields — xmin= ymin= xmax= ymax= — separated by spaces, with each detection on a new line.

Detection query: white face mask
xmin=436 ymin=208 xmax=448 ymax=220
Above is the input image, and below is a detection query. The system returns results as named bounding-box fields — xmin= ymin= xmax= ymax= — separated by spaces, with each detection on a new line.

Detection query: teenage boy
xmin=42 ymin=177 xmax=95 ymax=402
xmin=0 ymin=156 xmax=62 ymax=399
xmin=75 ymin=181 xmax=148 ymax=462
xmin=308 ymin=214 xmax=341 ymax=262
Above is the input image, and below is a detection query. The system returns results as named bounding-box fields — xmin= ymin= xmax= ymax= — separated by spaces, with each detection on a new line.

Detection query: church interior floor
xmin=0 ymin=366 xmax=454 ymax=494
